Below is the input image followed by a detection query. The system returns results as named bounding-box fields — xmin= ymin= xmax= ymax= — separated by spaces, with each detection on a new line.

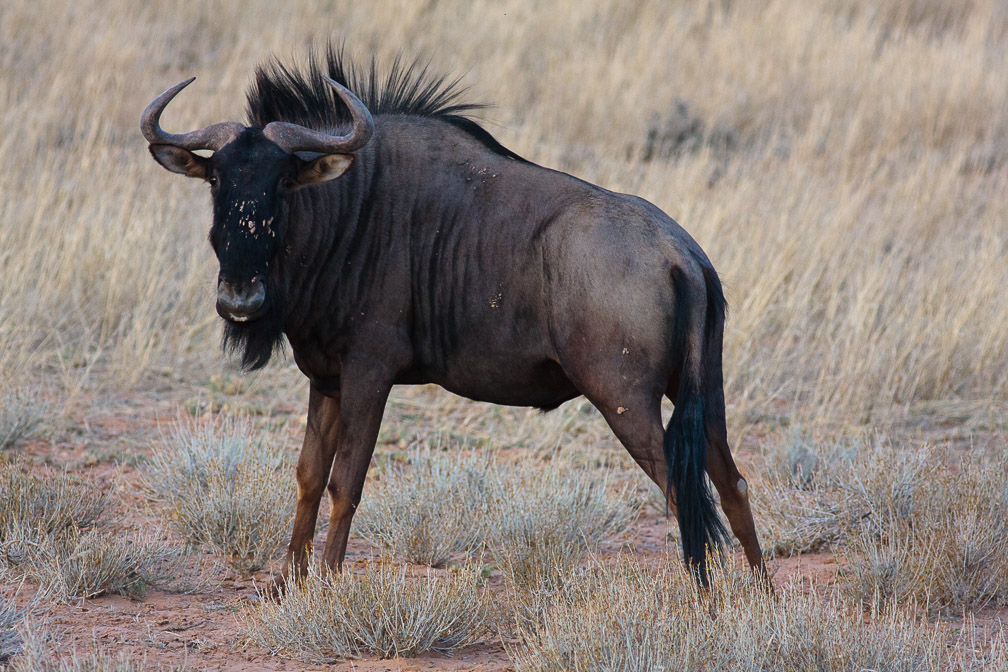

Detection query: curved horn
xmin=141 ymin=78 xmax=243 ymax=151
xmin=262 ymin=76 xmax=374 ymax=154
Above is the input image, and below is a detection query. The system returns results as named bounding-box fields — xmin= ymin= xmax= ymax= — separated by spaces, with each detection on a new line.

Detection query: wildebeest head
xmin=141 ymin=77 xmax=373 ymax=368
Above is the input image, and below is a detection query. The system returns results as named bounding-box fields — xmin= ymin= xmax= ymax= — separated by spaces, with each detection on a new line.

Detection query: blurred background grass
xmin=1 ymin=0 xmax=1005 ymax=432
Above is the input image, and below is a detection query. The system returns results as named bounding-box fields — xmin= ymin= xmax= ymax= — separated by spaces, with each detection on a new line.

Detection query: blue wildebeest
xmin=141 ymin=48 xmax=767 ymax=590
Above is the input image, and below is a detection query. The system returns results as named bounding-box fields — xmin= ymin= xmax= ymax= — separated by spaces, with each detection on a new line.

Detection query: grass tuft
xmin=845 ymin=459 xmax=1008 ymax=614
xmin=0 ymin=461 xmax=203 ymax=602
xmin=0 ymin=525 xmax=193 ymax=602
xmin=245 ymin=559 xmax=488 ymax=662
xmin=0 ymin=595 xmax=22 ymax=663
xmin=0 ymin=463 xmax=106 ymax=541
xmin=510 ymin=554 xmax=1006 ymax=672
xmin=8 ymin=619 xmax=184 ymax=671
xmin=484 ymin=459 xmax=637 ymax=592
xmin=0 ymin=389 xmax=49 ymax=450
xmin=354 ymin=448 xmax=493 ymax=567
xmin=751 ymin=434 xmax=1008 ymax=614
xmin=141 ymin=415 xmax=294 ymax=572
xmin=355 ymin=447 xmax=638 ymax=582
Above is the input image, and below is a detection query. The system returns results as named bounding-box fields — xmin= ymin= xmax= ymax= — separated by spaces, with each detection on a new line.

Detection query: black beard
xmin=221 ymin=296 xmax=287 ymax=371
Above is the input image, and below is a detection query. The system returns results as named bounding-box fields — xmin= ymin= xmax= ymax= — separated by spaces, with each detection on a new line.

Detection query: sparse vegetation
xmin=0 ymin=462 xmax=198 ymax=601
xmin=0 ymin=596 xmax=22 ymax=663
xmin=0 ymin=463 xmax=107 ymax=541
xmin=1 ymin=525 xmax=193 ymax=602
xmin=0 ymin=389 xmax=49 ymax=450
xmin=8 ymin=620 xmax=183 ymax=672
xmin=845 ymin=458 xmax=1008 ymax=614
xmin=140 ymin=415 xmax=294 ymax=572
xmin=510 ymin=555 xmax=1007 ymax=672
xmin=355 ymin=447 xmax=638 ymax=578
xmin=751 ymin=434 xmax=1008 ymax=614
xmin=484 ymin=458 xmax=638 ymax=592
xmin=245 ymin=559 xmax=488 ymax=662
xmin=353 ymin=448 xmax=493 ymax=567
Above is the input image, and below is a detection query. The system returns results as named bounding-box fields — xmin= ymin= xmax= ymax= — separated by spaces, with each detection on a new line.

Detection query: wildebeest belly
xmin=405 ymin=354 xmax=579 ymax=410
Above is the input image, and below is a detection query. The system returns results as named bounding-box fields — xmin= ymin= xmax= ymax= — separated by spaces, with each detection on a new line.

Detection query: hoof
xmin=261 ymin=572 xmax=288 ymax=602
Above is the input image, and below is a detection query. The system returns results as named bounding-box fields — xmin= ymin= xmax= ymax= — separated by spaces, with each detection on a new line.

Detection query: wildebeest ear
xmin=293 ymin=154 xmax=354 ymax=188
xmin=148 ymin=144 xmax=209 ymax=180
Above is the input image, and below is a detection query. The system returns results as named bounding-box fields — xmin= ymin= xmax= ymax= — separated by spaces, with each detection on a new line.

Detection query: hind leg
xmin=699 ymin=390 xmax=767 ymax=577
xmin=706 ymin=426 xmax=767 ymax=576
xmin=590 ymin=391 xmax=669 ymax=499
xmin=668 ymin=373 xmax=769 ymax=580
xmin=568 ymin=377 xmax=681 ymax=527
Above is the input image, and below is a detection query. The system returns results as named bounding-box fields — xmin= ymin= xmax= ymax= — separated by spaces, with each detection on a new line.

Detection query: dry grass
xmin=0 ymin=525 xmax=192 ymax=602
xmin=8 ymin=621 xmax=183 ymax=672
xmin=750 ymin=434 xmax=1008 ymax=614
xmin=245 ymin=559 xmax=488 ymax=662
xmin=510 ymin=555 xmax=1008 ymax=672
xmin=845 ymin=458 xmax=1008 ymax=615
xmin=0 ymin=463 xmax=107 ymax=542
xmin=140 ymin=414 xmax=293 ymax=572
xmin=355 ymin=446 xmax=638 ymax=579
xmin=0 ymin=595 xmax=22 ymax=663
xmin=751 ymin=434 xmax=934 ymax=555
xmin=483 ymin=458 xmax=638 ymax=592
xmin=0 ymin=0 xmax=1005 ymax=430
xmin=0 ymin=390 xmax=49 ymax=450
xmin=1 ymin=0 xmax=1007 ymax=666
xmin=353 ymin=447 xmax=493 ymax=567
xmin=0 ymin=462 xmax=199 ymax=601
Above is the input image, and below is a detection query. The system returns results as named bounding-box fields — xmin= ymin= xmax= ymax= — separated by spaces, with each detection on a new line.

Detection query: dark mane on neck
xmin=246 ymin=43 xmax=525 ymax=162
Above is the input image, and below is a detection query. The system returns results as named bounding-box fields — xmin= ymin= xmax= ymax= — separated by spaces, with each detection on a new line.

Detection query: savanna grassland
xmin=1 ymin=1 xmax=1006 ymax=670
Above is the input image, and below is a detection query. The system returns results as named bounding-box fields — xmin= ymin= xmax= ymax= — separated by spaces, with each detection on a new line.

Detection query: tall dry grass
xmin=0 ymin=0 xmax=1005 ymax=429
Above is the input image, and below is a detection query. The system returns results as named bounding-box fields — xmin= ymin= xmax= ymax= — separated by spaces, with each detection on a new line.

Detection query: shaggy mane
xmin=246 ymin=44 xmax=525 ymax=162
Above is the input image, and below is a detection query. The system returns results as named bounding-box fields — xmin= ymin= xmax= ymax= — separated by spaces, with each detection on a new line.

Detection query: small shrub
xmin=141 ymin=414 xmax=293 ymax=572
xmin=0 ymin=463 xmax=107 ymax=541
xmin=355 ymin=447 xmax=638 ymax=584
xmin=354 ymin=449 xmax=493 ymax=567
xmin=0 ymin=525 xmax=193 ymax=602
xmin=845 ymin=460 xmax=1008 ymax=614
xmin=510 ymin=555 xmax=1005 ymax=672
xmin=0 ymin=595 xmax=22 ymax=662
xmin=245 ymin=559 xmax=488 ymax=662
xmin=485 ymin=459 xmax=638 ymax=592
xmin=0 ymin=389 xmax=49 ymax=449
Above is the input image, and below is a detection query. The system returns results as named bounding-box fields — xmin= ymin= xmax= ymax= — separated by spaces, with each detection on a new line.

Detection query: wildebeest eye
xmin=208 ymin=175 xmax=218 ymax=187
xmin=281 ymin=177 xmax=295 ymax=190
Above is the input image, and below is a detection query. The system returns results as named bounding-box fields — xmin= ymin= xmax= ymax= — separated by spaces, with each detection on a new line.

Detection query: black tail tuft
xmin=664 ymin=389 xmax=729 ymax=581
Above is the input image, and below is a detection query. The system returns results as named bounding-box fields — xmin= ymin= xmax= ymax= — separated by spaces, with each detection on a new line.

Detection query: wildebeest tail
xmin=665 ymin=264 xmax=729 ymax=581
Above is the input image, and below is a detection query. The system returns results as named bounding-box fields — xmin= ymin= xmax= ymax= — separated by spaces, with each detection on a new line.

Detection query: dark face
xmin=205 ymin=130 xmax=295 ymax=323
xmin=149 ymin=127 xmax=353 ymax=368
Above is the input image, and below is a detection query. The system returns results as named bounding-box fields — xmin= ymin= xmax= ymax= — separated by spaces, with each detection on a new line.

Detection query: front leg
xmin=323 ymin=360 xmax=393 ymax=571
xmin=273 ymin=386 xmax=340 ymax=592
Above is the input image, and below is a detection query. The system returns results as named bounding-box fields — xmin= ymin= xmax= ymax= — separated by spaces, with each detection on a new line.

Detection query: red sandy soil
xmin=3 ymin=387 xmax=1004 ymax=671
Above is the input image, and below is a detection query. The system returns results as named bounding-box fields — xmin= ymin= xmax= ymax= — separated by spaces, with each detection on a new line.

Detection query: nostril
xmin=216 ymin=276 xmax=267 ymax=316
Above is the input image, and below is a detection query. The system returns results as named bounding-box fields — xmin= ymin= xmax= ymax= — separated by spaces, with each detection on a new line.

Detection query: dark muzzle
xmin=216 ymin=275 xmax=266 ymax=322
